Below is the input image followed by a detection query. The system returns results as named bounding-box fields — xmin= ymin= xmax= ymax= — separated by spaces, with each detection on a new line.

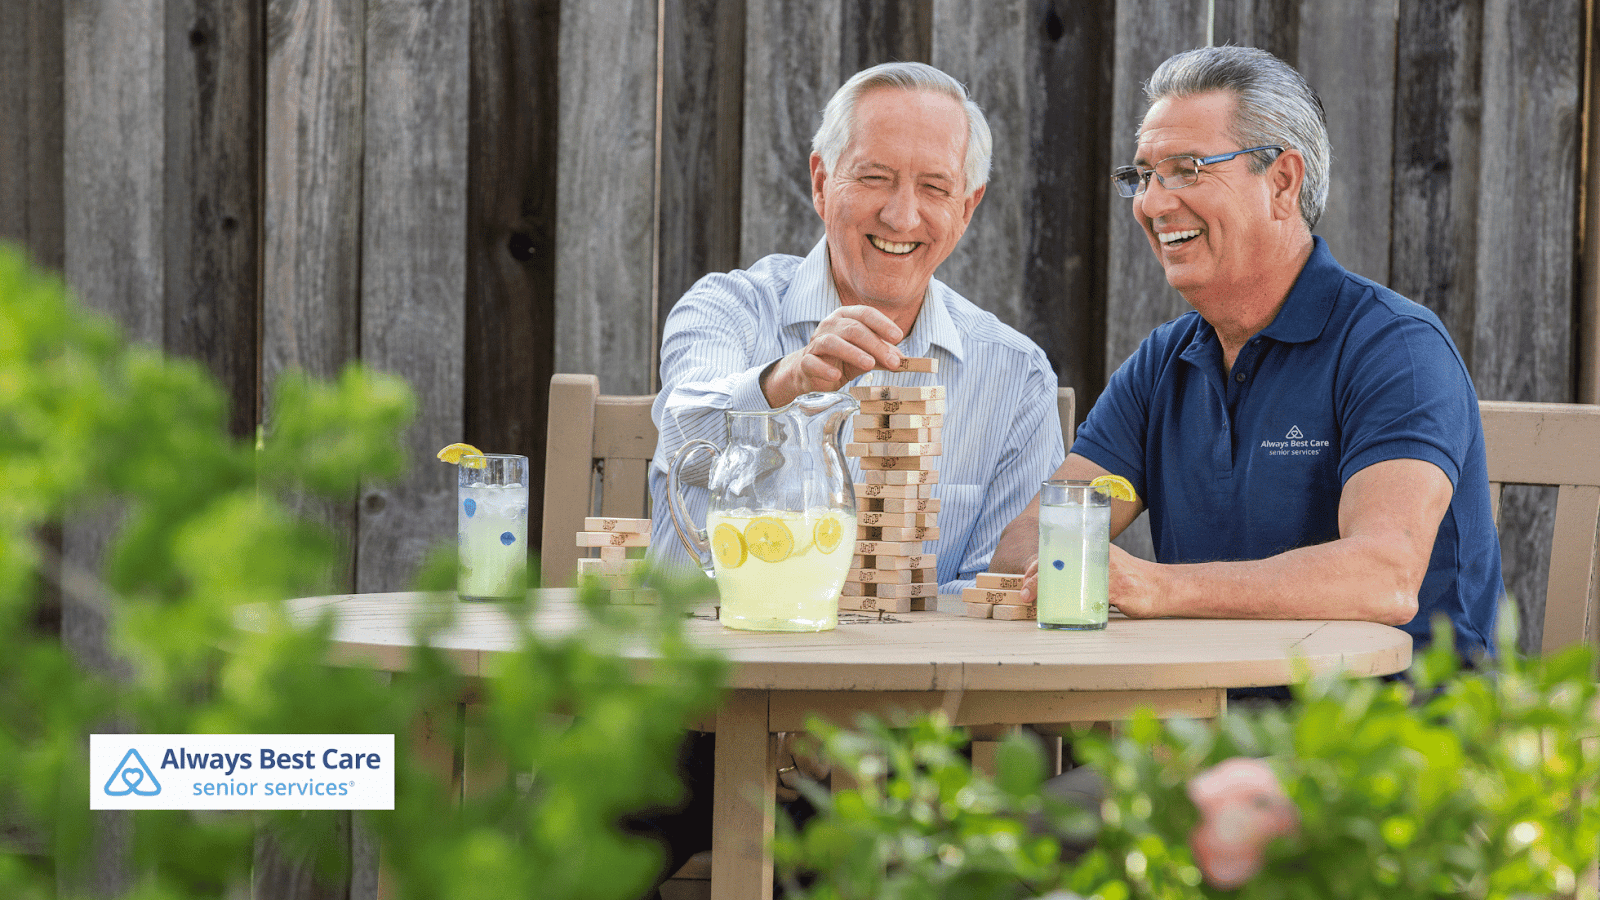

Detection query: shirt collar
xmin=1257 ymin=235 xmax=1340 ymax=344
xmin=782 ymin=237 xmax=966 ymax=361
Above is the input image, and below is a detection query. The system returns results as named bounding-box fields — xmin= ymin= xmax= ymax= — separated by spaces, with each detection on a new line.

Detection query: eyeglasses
xmin=1110 ymin=146 xmax=1284 ymax=198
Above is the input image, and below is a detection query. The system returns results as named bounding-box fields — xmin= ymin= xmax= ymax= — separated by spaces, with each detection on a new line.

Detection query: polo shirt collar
xmin=1257 ymin=235 xmax=1340 ymax=345
xmin=782 ymin=237 xmax=966 ymax=362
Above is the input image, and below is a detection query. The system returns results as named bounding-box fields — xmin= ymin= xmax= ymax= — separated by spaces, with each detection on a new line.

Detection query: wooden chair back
xmin=539 ymin=374 xmax=658 ymax=587
xmin=1059 ymin=386 xmax=1075 ymax=450
xmin=1479 ymin=400 xmax=1600 ymax=654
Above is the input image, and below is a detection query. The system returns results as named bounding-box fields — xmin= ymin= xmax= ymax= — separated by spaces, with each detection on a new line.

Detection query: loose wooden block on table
xmin=849 ymin=384 xmax=945 ymax=401
xmin=993 ymin=604 xmax=1036 ymax=621
xmin=976 ymin=573 xmax=1025 ymax=591
xmin=577 ymin=531 xmax=650 ymax=548
xmin=964 ymin=602 xmax=994 ymax=618
xmin=963 ymin=586 xmax=1025 ymax=606
xmin=583 ymin=516 xmax=650 ymax=534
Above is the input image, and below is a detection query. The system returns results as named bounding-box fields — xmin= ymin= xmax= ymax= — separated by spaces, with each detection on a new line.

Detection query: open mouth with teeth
xmin=1158 ymin=228 xmax=1202 ymax=247
xmin=869 ymin=235 xmax=919 ymax=255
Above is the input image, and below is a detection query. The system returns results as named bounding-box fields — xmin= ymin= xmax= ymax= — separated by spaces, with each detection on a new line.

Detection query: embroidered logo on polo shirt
xmin=1259 ymin=426 xmax=1329 ymax=458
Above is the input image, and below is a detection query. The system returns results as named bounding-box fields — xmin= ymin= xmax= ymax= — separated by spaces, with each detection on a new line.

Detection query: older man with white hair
xmin=649 ymin=60 xmax=1062 ymax=592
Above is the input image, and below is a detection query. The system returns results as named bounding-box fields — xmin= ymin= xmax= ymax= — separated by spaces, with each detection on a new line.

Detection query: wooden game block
xmin=584 ymin=516 xmax=651 ymax=534
xmin=598 ymin=545 xmax=630 ymax=563
xmin=847 ymin=567 xmax=913 ymax=584
xmin=858 ymin=468 xmax=937 ymax=485
xmin=857 ymin=510 xmax=937 ymax=528
xmin=850 ymin=553 xmax=934 ymax=570
xmin=880 ymin=497 xmax=940 ymax=513
xmin=849 ymin=384 xmax=945 ymax=401
xmin=855 ymin=482 xmax=935 ymax=499
xmin=577 ymin=531 xmax=650 ymax=547
xmin=993 ymin=604 xmax=1037 ymax=621
xmin=610 ymin=588 xmax=659 ymax=605
xmin=861 ymin=525 xmax=938 ymax=542
xmin=869 ymin=581 xmax=938 ymax=599
xmin=577 ymin=556 xmax=639 ymax=576
xmin=962 ymin=587 xmax=1026 ymax=605
xmin=878 ymin=356 xmax=938 ymax=373
xmin=858 ymin=455 xmax=938 ymax=472
xmin=853 ymin=539 xmax=923 ymax=557
xmin=964 ymin=602 xmax=994 ymax=618
xmin=909 ymin=597 xmax=934 ymax=611
xmin=975 ymin=573 xmax=1026 ymax=591
xmin=839 ymin=593 xmax=915 ymax=613
xmin=846 ymin=441 xmax=942 ymax=458
xmin=856 ymin=413 xmax=943 ymax=430
xmin=857 ymin=398 xmax=946 ymax=415
xmin=852 ymin=426 xmax=942 ymax=443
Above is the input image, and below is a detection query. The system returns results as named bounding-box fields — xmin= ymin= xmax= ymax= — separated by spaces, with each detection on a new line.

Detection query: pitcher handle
xmin=667 ymin=439 xmax=721 ymax=576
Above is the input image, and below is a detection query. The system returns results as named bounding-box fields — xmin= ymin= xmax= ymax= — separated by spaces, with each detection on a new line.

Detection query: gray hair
xmin=1143 ymin=46 xmax=1330 ymax=230
xmin=812 ymin=61 xmax=993 ymax=195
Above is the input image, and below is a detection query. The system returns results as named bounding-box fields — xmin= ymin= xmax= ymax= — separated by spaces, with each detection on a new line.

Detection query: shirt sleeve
xmin=1072 ymin=330 xmax=1161 ymax=499
xmin=944 ymin=350 xmax=1065 ymax=590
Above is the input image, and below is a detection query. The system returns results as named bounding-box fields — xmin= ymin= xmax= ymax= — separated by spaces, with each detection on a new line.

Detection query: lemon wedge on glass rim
xmin=437 ymin=442 xmax=488 ymax=468
xmin=1090 ymin=474 xmax=1137 ymax=502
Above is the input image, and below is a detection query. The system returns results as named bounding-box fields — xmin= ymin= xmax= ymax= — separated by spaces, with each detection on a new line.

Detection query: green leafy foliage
xmin=783 ymin=621 xmax=1599 ymax=900
xmin=0 ymin=243 xmax=729 ymax=900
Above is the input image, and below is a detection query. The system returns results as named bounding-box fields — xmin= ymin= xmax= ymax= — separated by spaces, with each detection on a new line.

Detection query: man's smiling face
xmin=811 ymin=87 xmax=984 ymax=326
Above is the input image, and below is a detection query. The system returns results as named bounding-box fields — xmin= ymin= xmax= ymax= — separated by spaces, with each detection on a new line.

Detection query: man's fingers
xmin=1019 ymin=557 xmax=1039 ymax=605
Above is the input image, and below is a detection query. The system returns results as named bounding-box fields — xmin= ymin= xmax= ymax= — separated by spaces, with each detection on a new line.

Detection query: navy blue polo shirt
xmin=1075 ymin=237 xmax=1501 ymax=659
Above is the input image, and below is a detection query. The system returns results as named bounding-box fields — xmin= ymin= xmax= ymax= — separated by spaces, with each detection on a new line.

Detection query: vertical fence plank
xmin=467 ymin=0 xmax=559 ymax=550
xmin=164 ymin=0 xmax=262 ymax=439
xmin=659 ymin=0 xmax=746 ymax=334
xmin=1474 ymin=0 xmax=1585 ymax=651
xmin=0 ymin=0 xmax=65 ymax=271
xmin=843 ymin=0 xmax=931 ymax=75
xmin=932 ymin=0 xmax=1031 ymax=333
xmin=740 ymin=0 xmax=840 ymax=263
xmin=1103 ymin=0 xmax=1209 ymax=371
xmin=263 ymin=0 xmax=365 ymax=581
xmin=1295 ymin=0 xmax=1397 ymax=284
xmin=1389 ymin=0 xmax=1483 ymax=370
xmin=62 ymin=2 xmax=164 ymax=893
xmin=1582 ymin=0 xmax=1599 ymax=405
xmin=554 ymin=0 xmax=658 ymax=394
xmin=356 ymin=0 xmax=470 ymax=592
xmin=1212 ymin=0 xmax=1298 ymax=59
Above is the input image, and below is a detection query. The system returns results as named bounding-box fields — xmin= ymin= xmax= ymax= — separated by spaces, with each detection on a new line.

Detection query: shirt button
xmin=1234 ymin=371 xmax=1247 ymax=383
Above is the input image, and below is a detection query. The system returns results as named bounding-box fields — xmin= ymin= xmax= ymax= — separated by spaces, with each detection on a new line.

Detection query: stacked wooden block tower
xmin=841 ymin=358 xmax=942 ymax=613
xmin=961 ymin=572 xmax=1035 ymax=620
xmin=575 ymin=516 xmax=655 ymax=603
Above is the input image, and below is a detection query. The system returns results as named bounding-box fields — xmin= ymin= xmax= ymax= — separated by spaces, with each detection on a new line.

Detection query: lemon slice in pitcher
xmin=437 ymin=442 xmax=488 ymax=468
xmin=1090 ymin=474 xmax=1137 ymax=502
xmin=744 ymin=517 xmax=795 ymax=563
xmin=712 ymin=523 xmax=748 ymax=569
xmin=813 ymin=515 xmax=845 ymax=554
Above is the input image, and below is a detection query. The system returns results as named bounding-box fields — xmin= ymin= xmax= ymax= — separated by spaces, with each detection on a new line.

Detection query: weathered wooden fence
xmin=2 ymin=0 xmax=1597 ymax=894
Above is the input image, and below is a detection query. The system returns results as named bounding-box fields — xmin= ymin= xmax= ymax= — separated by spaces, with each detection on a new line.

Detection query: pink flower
xmin=1187 ymin=757 xmax=1300 ymax=889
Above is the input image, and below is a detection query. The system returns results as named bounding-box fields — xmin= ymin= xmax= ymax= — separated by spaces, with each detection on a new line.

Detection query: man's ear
xmin=810 ymin=152 xmax=828 ymax=219
xmin=1268 ymin=149 xmax=1305 ymax=222
xmin=961 ymin=183 xmax=986 ymax=226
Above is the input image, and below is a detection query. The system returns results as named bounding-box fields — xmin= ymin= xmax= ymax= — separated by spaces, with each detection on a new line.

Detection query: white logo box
xmin=91 ymin=734 xmax=394 ymax=810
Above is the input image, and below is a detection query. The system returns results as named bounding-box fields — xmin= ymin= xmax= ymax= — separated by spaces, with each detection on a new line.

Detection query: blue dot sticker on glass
xmin=500 ymin=532 xmax=516 ymax=546
xmin=463 ymin=498 xmax=476 ymax=517
xmin=1053 ymin=559 xmax=1064 ymax=570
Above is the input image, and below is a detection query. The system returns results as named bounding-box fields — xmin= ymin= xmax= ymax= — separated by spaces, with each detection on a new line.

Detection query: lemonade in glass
xmin=706 ymin=507 xmax=855 ymax=631
xmin=1037 ymin=480 xmax=1110 ymax=629
xmin=456 ymin=454 xmax=529 ymax=601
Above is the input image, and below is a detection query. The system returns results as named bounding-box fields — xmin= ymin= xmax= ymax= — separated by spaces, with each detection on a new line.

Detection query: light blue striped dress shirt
xmin=648 ymin=238 xmax=1063 ymax=592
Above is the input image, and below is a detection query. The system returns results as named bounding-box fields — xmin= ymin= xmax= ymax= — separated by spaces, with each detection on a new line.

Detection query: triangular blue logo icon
xmin=104 ymin=749 xmax=161 ymax=796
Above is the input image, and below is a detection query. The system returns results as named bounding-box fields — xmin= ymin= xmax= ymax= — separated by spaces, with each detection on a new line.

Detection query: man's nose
xmin=880 ymin=183 xmax=921 ymax=233
xmin=1135 ymin=176 xmax=1180 ymax=218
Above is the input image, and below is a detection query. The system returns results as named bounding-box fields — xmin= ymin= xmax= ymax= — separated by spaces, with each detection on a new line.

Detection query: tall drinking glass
xmin=457 ymin=454 xmax=529 ymax=601
xmin=1037 ymin=480 xmax=1110 ymax=630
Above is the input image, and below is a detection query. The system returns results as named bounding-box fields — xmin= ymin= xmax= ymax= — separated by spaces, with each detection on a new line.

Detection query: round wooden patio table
xmin=274 ymin=590 xmax=1412 ymax=900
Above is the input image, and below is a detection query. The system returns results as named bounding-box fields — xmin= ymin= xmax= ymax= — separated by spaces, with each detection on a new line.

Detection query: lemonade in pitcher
xmin=706 ymin=507 xmax=855 ymax=631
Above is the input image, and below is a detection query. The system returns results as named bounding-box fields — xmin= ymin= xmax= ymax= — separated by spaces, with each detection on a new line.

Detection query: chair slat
xmin=1541 ymin=483 xmax=1600 ymax=654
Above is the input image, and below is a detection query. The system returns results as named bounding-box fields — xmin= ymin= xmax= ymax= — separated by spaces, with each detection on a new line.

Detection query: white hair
xmin=811 ymin=61 xmax=992 ymax=194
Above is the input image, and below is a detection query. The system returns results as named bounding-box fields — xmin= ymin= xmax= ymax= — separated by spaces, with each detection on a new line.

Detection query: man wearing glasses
xmin=994 ymin=46 xmax=1502 ymax=667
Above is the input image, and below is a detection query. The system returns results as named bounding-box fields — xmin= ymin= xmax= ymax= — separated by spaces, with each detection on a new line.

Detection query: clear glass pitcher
xmin=667 ymin=391 xmax=859 ymax=631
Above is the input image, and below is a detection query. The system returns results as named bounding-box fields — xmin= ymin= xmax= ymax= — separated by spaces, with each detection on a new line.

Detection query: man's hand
xmin=760 ymin=305 xmax=904 ymax=408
